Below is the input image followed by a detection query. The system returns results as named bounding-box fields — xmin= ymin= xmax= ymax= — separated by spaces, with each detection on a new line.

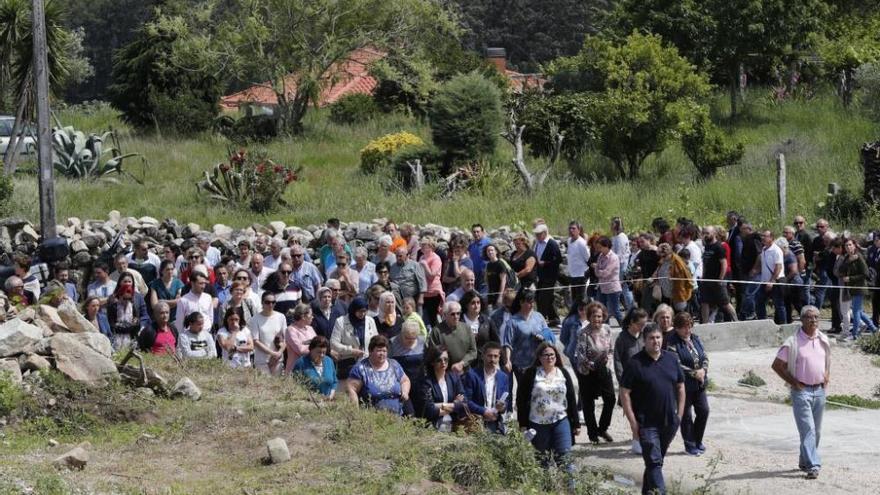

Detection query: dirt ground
xmin=574 ymin=342 xmax=880 ymax=495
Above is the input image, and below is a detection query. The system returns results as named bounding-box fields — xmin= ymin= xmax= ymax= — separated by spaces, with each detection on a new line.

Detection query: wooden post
xmin=777 ymin=153 xmax=786 ymax=224
xmin=32 ymin=0 xmax=56 ymax=240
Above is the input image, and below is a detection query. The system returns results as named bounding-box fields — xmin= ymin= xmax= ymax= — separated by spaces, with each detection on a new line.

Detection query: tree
xmin=453 ymin=0 xmax=611 ymax=72
xmin=428 ymin=73 xmax=503 ymax=164
xmin=816 ymin=1 xmax=880 ymax=106
xmin=108 ymin=14 xmax=222 ymax=134
xmin=199 ymin=0 xmax=460 ymax=135
xmin=607 ymin=0 xmax=828 ymax=116
xmin=546 ymin=32 xmax=710 ymax=179
xmin=0 ymin=0 xmax=72 ymax=174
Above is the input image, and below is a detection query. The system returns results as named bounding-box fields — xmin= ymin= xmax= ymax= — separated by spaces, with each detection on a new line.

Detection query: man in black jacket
xmin=533 ymin=224 xmax=562 ymax=326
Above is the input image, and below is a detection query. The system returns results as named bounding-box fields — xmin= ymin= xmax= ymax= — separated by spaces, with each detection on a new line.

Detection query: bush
xmin=196 ymin=148 xmax=301 ymax=213
xmin=390 ymin=143 xmax=442 ymax=187
xmin=818 ymin=188 xmax=869 ymax=225
xmin=681 ymin=111 xmax=744 ymax=179
xmin=428 ymin=73 xmax=503 ymax=162
xmin=0 ymin=372 xmax=23 ymax=416
xmin=859 ymin=331 xmax=880 ymax=355
xmin=737 ymin=370 xmax=767 ymax=387
xmin=218 ymin=115 xmax=279 ymax=144
xmin=359 ymin=131 xmax=424 ymax=174
xmin=0 ymin=173 xmax=12 ymax=217
xmin=329 ymin=94 xmax=379 ymax=124
xmin=857 ymin=60 xmax=880 ymax=121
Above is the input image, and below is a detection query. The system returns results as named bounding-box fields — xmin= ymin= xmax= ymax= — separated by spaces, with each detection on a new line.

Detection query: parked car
xmin=0 ymin=115 xmax=36 ymax=156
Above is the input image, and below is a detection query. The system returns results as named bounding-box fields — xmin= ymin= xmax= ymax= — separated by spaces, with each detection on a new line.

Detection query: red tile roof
xmin=220 ymin=47 xmax=546 ymax=110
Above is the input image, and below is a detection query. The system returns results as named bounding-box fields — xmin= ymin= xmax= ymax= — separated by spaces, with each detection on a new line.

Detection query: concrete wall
xmin=692 ymin=320 xmax=800 ymax=352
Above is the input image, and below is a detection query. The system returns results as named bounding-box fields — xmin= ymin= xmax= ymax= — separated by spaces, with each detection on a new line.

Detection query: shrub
xmin=737 ymin=370 xmax=767 ymax=387
xmin=218 ymin=115 xmax=279 ymax=144
xmin=0 ymin=372 xmax=23 ymax=416
xmin=858 ymin=331 xmax=880 ymax=355
xmin=329 ymin=94 xmax=379 ymax=124
xmin=359 ymin=131 xmax=424 ymax=174
xmin=429 ymin=447 xmax=501 ymax=488
xmin=428 ymin=73 xmax=503 ymax=162
xmin=856 ymin=60 xmax=880 ymax=121
xmin=196 ymin=148 xmax=302 ymax=213
xmin=0 ymin=173 xmax=12 ymax=216
xmin=818 ymin=188 xmax=869 ymax=225
xmin=681 ymin=111 xmax=744 ymax=179
xmin=826 ymin=394 xmax=880 ymax=409
xmin=390 ymin=143 xmax=442 ymax=187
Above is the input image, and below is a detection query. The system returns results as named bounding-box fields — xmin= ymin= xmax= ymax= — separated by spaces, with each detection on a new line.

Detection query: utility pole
xmin=33 ymin=0 xmax=56 ymax=240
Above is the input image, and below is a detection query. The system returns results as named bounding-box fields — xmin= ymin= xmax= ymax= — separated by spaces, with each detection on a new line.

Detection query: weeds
xmin=826 ymin=394 xmax=880 ymax=409
xmin=737 ymin=370 xmax=767 ymax=387
xmin=858 ymin=332 xmax=880 ymax=355
xmin=0 ymin=373 xmax=23 ymax=416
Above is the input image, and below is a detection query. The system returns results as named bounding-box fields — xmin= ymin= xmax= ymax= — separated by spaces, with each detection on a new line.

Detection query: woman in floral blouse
xmin=574 ymin=301 xmax=616 ymax=445
xmin=516 ymin=342 xmax=579 ymax=476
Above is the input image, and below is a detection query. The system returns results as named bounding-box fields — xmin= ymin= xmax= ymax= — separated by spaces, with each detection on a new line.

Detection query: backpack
xmin=500 ymin=259 xmax=520 ymax=292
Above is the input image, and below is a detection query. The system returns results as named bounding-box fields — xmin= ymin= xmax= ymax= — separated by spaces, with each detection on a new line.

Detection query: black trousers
xmin=872 ymin=287 xmax=880 ymax=326
xmin=569 ymin=276 xmax=586 ymax=306
xmin=537 ymin=278 xmax=559 ymax=325
xmin=577 ymin=368 xmax=615 ymax=440
xmin=680 ymin=388 xmax=710 ymax=449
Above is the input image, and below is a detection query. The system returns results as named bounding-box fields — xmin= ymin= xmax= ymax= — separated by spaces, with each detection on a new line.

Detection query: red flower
xmin=273 ymin=164 xmax=283 ymax=174
xmin=219 ymin=163 xmax=230 ymax=173
xmin=256 ymin=163 xmax=265 ymax=174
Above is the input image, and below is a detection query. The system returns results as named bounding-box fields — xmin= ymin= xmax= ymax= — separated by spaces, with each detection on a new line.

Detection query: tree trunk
xmin=729 ymin=69 xmax=738 ymax=119
xmin=2 ymin=94 xmax=28 ymax=175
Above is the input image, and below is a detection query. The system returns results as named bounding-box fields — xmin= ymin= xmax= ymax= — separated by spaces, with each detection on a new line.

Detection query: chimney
xmin=486 ymin=47 xmax=507 ymax=73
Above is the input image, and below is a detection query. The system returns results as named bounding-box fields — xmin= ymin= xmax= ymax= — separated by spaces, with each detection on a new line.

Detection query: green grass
xmin=9 ymin=88 xmax=880 ymax=233
xmin=826 ymin=394 xmax=880 ymax=409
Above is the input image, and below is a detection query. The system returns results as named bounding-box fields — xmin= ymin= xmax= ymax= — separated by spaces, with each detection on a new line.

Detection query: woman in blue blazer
xmin=666 ymin=312 xmax=710 ymax=456
xmin=417 ymin=344 xmax=465 ymax=431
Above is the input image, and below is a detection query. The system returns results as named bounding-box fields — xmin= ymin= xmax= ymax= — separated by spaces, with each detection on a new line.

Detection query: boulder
xmin=251 ymin=223 xmax=273 ymax=235
xmin=0 ymin=318 xmax=43 ymax=357
xmin=69 ymin=240 xmax=88 ymax=253
xmin=213 ymin=224 xmax=233 ymax=239
xmin=183 ymin=223 xmax=201 ymax=238
xmin=72 ymin=252 xmax=93 ymax=267
xmin=21 ymin=353 xmax=50 ymax=372
xmin=0 ymin=218 xmax=29 ymax=229
xmin=66 ymin=217 xmax=82 ymax=230
xmin=56 ymin=301 xmax=98 ymax=334
xmin=0 ymin=358 xmax=22 ymax=383
xmin=50 ymin=334 xmax=118 ymax=386
xmin=81 ymin=234 xmax=104 ymax=250
xmin=53 ymin=447 xmax=88 ymax=471
xmin=107 ymin=210 xmax=122 ymax=227
xmin=171 ymin=377 xmax=201 ymax=400
xmin=37 ymin=305 xmax=69 ymax=333
xmin=99 ymin=224 xmax=117 ymax=242
xmin=268 ymin=221 xmax=286 ymax=235
xmin=266 ymin=437 xmax=291 ymax=464
xmin=356 ymin=229 xmax=378 ymax=242
xmin=138 ymin=216 xmax=160 ymax=226
xmin=48 ymin=332 xmax=112 ymax=358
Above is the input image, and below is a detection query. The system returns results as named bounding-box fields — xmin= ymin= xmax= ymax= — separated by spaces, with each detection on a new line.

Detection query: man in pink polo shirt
xmin=771 ymin=305 xmax=831 ymax=480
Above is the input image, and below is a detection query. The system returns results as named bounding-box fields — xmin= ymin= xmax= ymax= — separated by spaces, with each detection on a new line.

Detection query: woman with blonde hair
xmin=651 ymin=243 xmax=693 ymax=313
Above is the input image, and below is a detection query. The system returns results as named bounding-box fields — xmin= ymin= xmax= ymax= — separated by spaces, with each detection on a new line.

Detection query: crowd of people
xmin=0 ymin=215 xmax=851 ymax=493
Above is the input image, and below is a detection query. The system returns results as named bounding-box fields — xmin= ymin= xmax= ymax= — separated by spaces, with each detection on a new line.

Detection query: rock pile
xmin=0 ymin=302 xmax=117 ymax=387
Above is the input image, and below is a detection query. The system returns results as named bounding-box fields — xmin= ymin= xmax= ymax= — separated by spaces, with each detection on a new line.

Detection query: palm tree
xmin=0 ymin=0 xmax=70 ymax=174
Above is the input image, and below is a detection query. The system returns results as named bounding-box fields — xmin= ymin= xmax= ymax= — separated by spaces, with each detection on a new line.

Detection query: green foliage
xmin=360 ymin=131 xmax=424 ymax=174
xmin=0 ymin=172 xmax=12 ymax=216
xmin=681 ymin=110 xmax=744 ymax=179
xmin=517 ymin=91 xmax=595 ymax=160
xmin=329 ymin=94 xmax=379 ymax=125
xmin=428 ymin=73 xmax=503 ymax=162
xmin=737 ymin=370 xmax=767 ymax=387
xmin=52 ymin=126 xmax=143 ymax=181
xmin=858 ymin=331 xmax=880 ymax=355
xmin=856 ymin=61 xmax=880 ymax=120
xmin=826 ymin=394 xmax=880 ymax=409
xmin=818 ymin=188 xmax=869 ymax=225
xmin=196 ymin=148 xmax=301 ymax=213
xmin=217 ymin=115 xmax=279 ymax=144
xmin=390 ymin=143 xmax=442 ymax=186
xmin=108 ymin=15 xmax=221 ymax=134
xmin=546 ymin=32 xmax=710 ymax=179
xmin=429 ymin=447 xmax=501 ymax=487
xmin=0 ymin=372 xmax=23 ymax=416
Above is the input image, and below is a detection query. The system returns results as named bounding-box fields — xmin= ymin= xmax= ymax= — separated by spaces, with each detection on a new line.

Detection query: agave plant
xmin=52 ymin=126 xmax=143 ymax=182
xmin=196 ymin=158 xmax=247 ymax=203
xmin=197 ymin=148 xmax=301 ymax=212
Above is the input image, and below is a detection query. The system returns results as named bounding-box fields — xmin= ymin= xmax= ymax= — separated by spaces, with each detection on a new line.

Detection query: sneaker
xmin=838 ymin=334 xmax=855 ymax=343
xmin=685 ymin=446 xmax=703 ymax=456
xmin=631 ymin=440 xmax=642 ymax=455
xmin=598 ymin=431 xmax=614 ymax=443
xmin=826 ymin=327 xmax=843 ymax=335
xmin=589 ymin=437 xmax=599 ymax=445
xmin=806 ymin=469 xmax=819 ymax=479
xmin=696 ymin=443 xmax=706 ymax=453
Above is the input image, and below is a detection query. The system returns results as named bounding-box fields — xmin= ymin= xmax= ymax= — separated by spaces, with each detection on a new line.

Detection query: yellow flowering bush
xmin=360 ymin=131 xmax=424 ymax=174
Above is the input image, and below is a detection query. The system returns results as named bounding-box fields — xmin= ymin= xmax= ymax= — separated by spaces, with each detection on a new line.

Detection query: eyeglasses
xmin=279 ymin=270 xmax=291 ymax=275
xmin=292 ymin=254 xmax=303 ymax=258
xmin=540 ymin=353 xmax=556 ymax=359
xmin=263 ymin=299 xmax=276 ymax=304
xmin=189 ymin=255 xmax=201 ymax=260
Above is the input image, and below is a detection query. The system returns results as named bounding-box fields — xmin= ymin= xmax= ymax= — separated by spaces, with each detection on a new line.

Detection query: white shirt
xmin=685 ymin=240 xmax=703 ymax=279
xmin=87 ymin=279 xmax=116 ymax=300
xmin=204 ymin=246 xmax=222 ymax=268
xmin=248 ymin=311 xmax=287 ymax=369
xmin=127 ymin=252 xmax=162 ymax=271
xmin=216 ymin=327 xmax=253 ymax=368
xmin=175 ymin=291 xmax=214 ymax=334
xmin=484 ymin=368 xmax=497 ymax=409
xmin=177 ymin=329 xmax=217 ymax=359
xmin=612 ymin=233 xmax=630 ymax=262
xmin=566 ymin=236 xmax=590 ymax=278
xmin=761 ymin=243 xmax=784 ymax=283
xmin=250 ymin=266 xmax=276 ymax=295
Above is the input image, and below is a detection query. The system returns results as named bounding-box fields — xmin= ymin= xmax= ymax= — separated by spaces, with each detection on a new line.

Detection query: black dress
xmin=509 ymin=249 xmax=537 ymax=288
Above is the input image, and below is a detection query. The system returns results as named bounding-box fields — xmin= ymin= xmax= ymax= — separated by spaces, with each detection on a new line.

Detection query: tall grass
xmin=9 ymin=89 xmax=880 ymax=233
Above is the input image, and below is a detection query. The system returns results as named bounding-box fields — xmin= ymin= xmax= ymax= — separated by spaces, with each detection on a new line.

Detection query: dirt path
xmin=573 ymin=344 xmax=880 ymax=494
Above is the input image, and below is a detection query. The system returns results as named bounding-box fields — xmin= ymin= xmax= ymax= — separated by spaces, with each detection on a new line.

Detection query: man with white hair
xmin=427 ymin=301 xmax=478 ymax=375
xmin=249 ymin=253 xmax=275 ymax=296
xmin=288 ymin=244 xmax=323 ymax=303
xmin=446 ymin=268 xmax=476 ymax=302
xmin=264 ymin=238 xmax=284 ymax=270
xmin=196 ymin=235 xmax=222 ymax=268
xmin=372 ymin=235 xmax=396 ymax=265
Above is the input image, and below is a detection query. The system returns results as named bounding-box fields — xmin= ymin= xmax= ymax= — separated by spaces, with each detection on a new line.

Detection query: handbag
xmin=452 ymin=403 xmax=484 ymax=434
xmin=651 ymin=281 xmax=663 ymax=301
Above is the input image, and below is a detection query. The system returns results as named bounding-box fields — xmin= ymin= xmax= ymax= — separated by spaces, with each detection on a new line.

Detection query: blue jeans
xmin=620 ymin=266 xmax=634 ymax=310
xmin=639 ymin=421 xmax=679 ymax=495
xmin=598 ymin=291 xmax=624 ymax=326
xmin=532 ymin=418 xmax=573 ymax=473
xmin=813 ymin=270 xmax=829 ymax=308
xmin=756 ymin=284 xmax=786 ymax=324
xmin=851 ymin=294 xmax=878 ymax=337
xmin=791 ymin=385 xmax=825 ymax=471
xmin=739 ymin=274 xmax=761 ymax=319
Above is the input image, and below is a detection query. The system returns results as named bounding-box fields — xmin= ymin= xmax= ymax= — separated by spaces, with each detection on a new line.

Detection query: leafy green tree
xmin=428 ymin=73 xmax=503 ymax=164
xmin=680 ymin=108 xmax=744 ymax=179
xmin=108 ymin=14 xmax=222 ymax=134
xmin=607 ymin=0 xmax=828 ymax=116
xmin=816 ymin=1 xmax=880 ymax=106
xmin=199 ymin=0 xmax=460 ymax=135
xmin=546 ymin=32 xmax=710 ymax=179
xmin=0 ymin=0 xmax=73 ymax=173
